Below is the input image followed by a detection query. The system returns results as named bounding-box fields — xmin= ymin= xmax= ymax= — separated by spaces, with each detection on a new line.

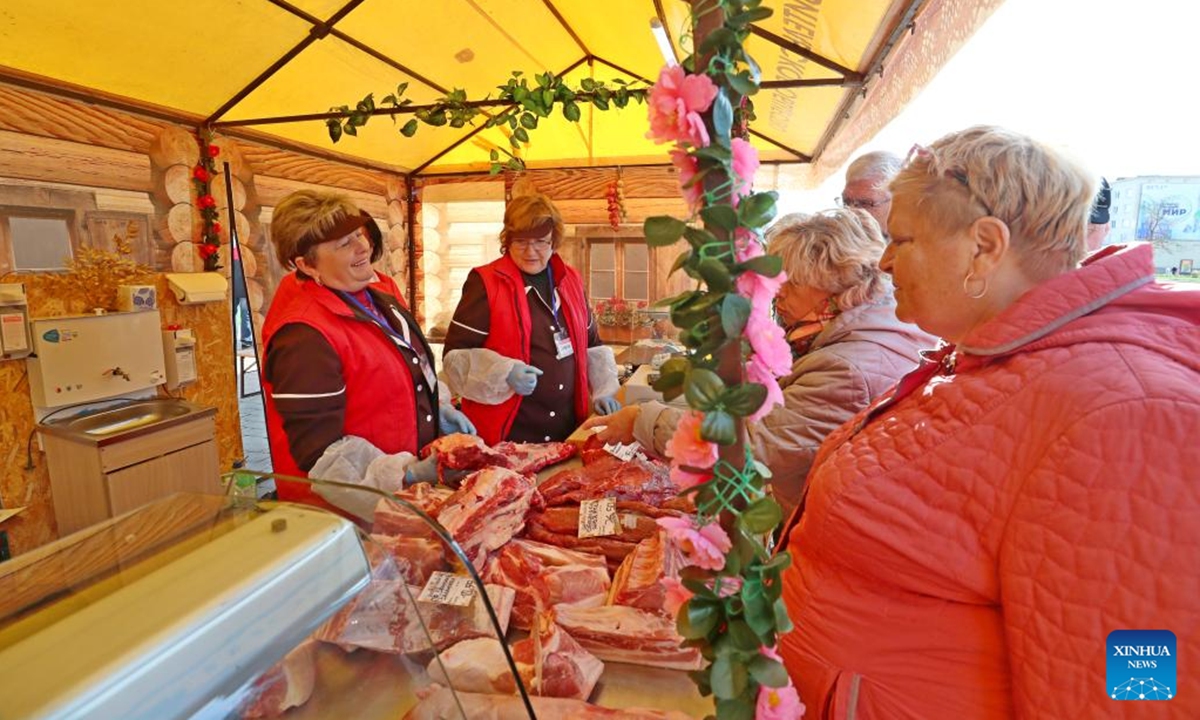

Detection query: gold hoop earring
xmin=963 ymin=272 xmax=988 ymax=300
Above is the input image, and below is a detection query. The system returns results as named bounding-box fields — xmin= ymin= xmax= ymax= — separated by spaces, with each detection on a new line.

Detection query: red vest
xmin=462 ymin=254 xmax=591 ymax=444
xmin=262 ymin=273 xmax=428 ymax=509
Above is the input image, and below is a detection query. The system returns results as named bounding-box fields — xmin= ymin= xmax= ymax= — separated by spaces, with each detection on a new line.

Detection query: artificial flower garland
xmin=642 ymin=1 xmax=804 ymax=718
xmin=193 ymin=129 xmax=222 ymax=271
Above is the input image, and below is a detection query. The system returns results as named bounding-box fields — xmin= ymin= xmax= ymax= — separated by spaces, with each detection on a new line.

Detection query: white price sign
xmin=578 ymin=497 xmax=619 ymax=538
xmin=603 ymin=442 xmax=639 ymax=461
xmin=417 ymin=571 xmax=477 ymax=607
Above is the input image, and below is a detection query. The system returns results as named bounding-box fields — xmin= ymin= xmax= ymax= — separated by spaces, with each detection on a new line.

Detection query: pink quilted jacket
xmin=778 ymin=244 xmax=1200 ymax=719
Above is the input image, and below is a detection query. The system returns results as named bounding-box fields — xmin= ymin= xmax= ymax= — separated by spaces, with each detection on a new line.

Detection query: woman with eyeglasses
xmin=580 ymin=209 xmax=933 ymax=518
xmin=776 ymin=126 xmax=1200 ymax=718
xmin=442 ymin=193 xmax=620 ymax=444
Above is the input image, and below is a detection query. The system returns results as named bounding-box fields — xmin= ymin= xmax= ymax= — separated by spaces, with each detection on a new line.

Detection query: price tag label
xmin=578 ymin=497 xmax=619 ymax=538
xmin=604 ymin=442 xmax=639 ymax=462
xmin=417 ymin=571 xmax=477 ymax=607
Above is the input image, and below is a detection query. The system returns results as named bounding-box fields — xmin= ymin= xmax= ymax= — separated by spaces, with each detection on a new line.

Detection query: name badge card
xmin=418 ymin=571 xmax=477 ymax=607
xmin=554 ymin=330 xmax=574 ymax=360
xmin=578 ymin=497 xmax=619 ymax=538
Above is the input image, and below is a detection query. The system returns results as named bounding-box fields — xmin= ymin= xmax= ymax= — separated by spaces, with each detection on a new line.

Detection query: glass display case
xmin=0 ymin=473 xmax=709 ymax=719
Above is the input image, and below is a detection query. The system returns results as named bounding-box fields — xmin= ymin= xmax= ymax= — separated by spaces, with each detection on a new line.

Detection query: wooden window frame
xmin=0 ymin=207 xmax=79 ymax=274
xmin=582 ymin=234 xmax=654 ymax=301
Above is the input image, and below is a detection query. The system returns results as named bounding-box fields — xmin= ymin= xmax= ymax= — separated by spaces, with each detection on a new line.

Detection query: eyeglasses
xmin=511 ymin=238 xmax=552 ymax=250
xmin=836 ymin=195 xmax=889 ymax=210
xmin=906 ymin=143 xmax=996 ymax=218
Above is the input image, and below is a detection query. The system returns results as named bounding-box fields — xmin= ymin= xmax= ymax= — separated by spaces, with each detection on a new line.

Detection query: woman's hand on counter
xmin=579 ymin=404 xmax=640 ymax=444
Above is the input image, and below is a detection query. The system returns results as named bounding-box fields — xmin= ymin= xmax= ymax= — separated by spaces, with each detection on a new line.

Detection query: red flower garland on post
xmin=193 ymin=130 xmax=222 ymax=271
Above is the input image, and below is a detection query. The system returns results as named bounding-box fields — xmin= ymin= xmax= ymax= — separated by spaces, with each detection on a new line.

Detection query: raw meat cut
xmin=314 ymin=581 xmax=515 ymax=655
xmin=538 ymin=455 xmax=691 ymax=510
xmin=368 ymin=534 xmax=446 ymax=586
xmin=422 ymin=432 xmax=486 ymax=458
xmin=494 ymin=440 xmax=576 ymax=474
xmin=372 ymin=484 xmax=454 ymax=538
xmin=607 ymin=532 xmax=684 ymax=614
xmin=240 ymin=639 xmax=317 ymax=718
xmin=403 ymin=685 xmax=695 ymax=720
xmin=552 ymin=605 xmax=703 ymax=671
xmin=523 ymin=504 xmax=687 ymax=568
xmin=483 ymin=539 xmax=610 ymax=629
xmin=437 ymin=467 xmax=542 ymax=568
xmin=426 ymin=616 xmax=604 ymax=701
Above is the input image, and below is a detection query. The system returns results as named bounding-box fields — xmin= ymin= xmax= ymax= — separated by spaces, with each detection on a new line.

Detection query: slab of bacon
xmin=483 ymin=539 xmax=610 ymax=630
xmin=313 ymin=581 xmax=514 ymax=655
xmin=367 ymin=534 xmax=446 ymax=586
xmin=523 ymin=503 xmax=688 ymax=569
xmin=437 ymin=466 xmax=542 ymax=568
xmin=423 ymin=433 xmax=576 ymax=482
xmin=372 ymin=484 xmax=453 ymax=538
xmin=403 ymin=684 xmax=696 ymax=720
xmin=240 ymin=639 xmax=317 ymax=718
xmin=538 ymin=454 xmax=691 ymax=511
xmin=552 ymin=605 xmax=703 ymax=671
xmin=607 ymin=532 xmax=684 ymax=615
xmin=426 ymin=614 xmax=604 ymax=701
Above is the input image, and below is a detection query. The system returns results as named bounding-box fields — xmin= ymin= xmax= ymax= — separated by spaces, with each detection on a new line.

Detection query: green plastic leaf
xmin=513 ymin=127 xmax=530 ymax=143
xmin=739 ymin=497 xmax=782 ymax=534
xmin=738 ymin=191 xmax=779 ymax=228
xmin=489 ymin=148 xmax=499 ymax=162
xmin=685 ymin=368 xmax=726 ymax=410
xmin=400 ymin=119 xmax=419 ymax=137
xmin=711 ymin=90 xmax=733 ymax=149
xmin=714 ymin=698 xmax=755 ymax=720
xmin=727 ymin=70 xmax=758 ymax=97
xmin=669 ymin=249 xmax=692 ymax=277
xmin=563 ymin=101 xmax=581 ymax=122
xmin=748 ymin=654 xmax=789 ymax=688
xmin=683 ymin=226 xmax=719 ymax=248
xmin=700 ymin=409 xmax=736 ymax=445
xmin=774 ymin=597 xmax=794 ymax=634
xmin=697 ymin=258 xmax=733 ymax=293
xmin=659 ymin=356 xmax=692 ymax=377
xmin=711 ymin=653 xmax=748 ymax=700
xmin=644 ymin=216 xmax=688 ymax=247
xmin=740 ymin=254 xmax=783 ymax=278
xmin=726 ymin=619 xmax=760 ymax=652
xmin=679 ymin=599 xmax=720 ymax=639
xmin=730 ymin=7 xmax=774 ymax=25
xmin=342 ymin=123 xmax=357 ymax=137
xmin=326 ymin=119 xmax=342 ymax=143
xmin=520 ymin=112 xmax=538 ymax=129
xmin=591 ymin=95 xmax=610 ymax=110
xmin=581 ymin=77 xmax=596 ymax=91
xmin=720 ymin=294 xmax=751 ymax=338
xmin=741 ymin=577 xmax=773 ymax=637
xmin=652 ymin=371 xmax=685 ymax=395
xmin=700 ymin=204 xmax=739 ymax=231
xmin=723 ymin=382 xmax=768 ymax=418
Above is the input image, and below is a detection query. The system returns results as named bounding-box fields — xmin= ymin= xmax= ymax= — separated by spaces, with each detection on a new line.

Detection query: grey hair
xmin=846 ymin=151 xmax=903 ymax=188
xmin=766 ymin=208 xmax=889 ymax=310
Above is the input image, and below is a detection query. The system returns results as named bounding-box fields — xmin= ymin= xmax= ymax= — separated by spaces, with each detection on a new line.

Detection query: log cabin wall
xmin=0 ymin=82 xmax=412 ymax=555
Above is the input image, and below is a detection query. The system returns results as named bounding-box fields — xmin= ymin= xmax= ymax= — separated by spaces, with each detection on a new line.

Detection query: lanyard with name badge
xmin=544 ymin=263 xmax=574 ymax=360
xmin=338 ymin=290 xmax=437 ymax=390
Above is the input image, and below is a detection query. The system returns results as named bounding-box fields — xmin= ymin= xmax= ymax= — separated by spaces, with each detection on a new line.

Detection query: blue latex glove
xmin=439 ymin=404 xmax=477 ymax=436
xmin=592 ymin=395 xmax=622 ymax=416
xmin=404 ymin=452 xmax=439 ymax=485
xmin=506 ymin=363 xmax=543 ymax=396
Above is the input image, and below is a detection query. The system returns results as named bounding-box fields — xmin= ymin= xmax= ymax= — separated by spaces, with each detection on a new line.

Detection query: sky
xmin=782 ymin=0 xmax=1200 ymax=212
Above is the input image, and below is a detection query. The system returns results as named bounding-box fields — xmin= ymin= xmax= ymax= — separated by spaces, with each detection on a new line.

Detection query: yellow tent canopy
xmin=0 ymin=0 xmax=1002 ymax=181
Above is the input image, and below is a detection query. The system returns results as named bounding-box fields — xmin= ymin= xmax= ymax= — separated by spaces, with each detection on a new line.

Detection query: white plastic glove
xmin=506 ymin=363 xmax=543 ymax=396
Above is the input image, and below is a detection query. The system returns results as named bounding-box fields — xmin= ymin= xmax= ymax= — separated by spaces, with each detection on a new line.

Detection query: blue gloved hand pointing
xmin=592 ymin=395 xmax=622 ymax=416
xmin=506 ymin=363 xmax=543 ymax=396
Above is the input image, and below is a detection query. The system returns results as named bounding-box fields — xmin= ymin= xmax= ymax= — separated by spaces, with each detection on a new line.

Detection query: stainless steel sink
xmin=45 ymin=399 xmax=205 ymax=441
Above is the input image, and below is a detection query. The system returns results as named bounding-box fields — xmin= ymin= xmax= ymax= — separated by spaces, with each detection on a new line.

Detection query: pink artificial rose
xmin=670 ymin=147 xmax=705 ymax=213
xmin=661 ymin=576 xmax=693 ymax=616
xmin=657 ymin=516 xmax=732 ymax=571
xmin=647 ymin=65 xmax=718 ymax=147
xmin=670 ymin=465 xmax=712 ymax=490
xmin=756 ymin=682 xmax=805 ymax=719
xmin=734 ymin=233 xmax=788 ymax=312
xmin=730 ymin=137 xmax=760 ymax=203
xmin=666 ymin=411 xmax=718 ymax=470
xmin=747 ymin=356 xmax=786 ymax=422
xmin=746 ymin=307 xmax=793 ymax=376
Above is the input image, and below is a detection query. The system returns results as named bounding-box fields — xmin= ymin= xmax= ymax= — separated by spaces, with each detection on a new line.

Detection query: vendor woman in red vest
xmin=442 ymin=193 xmax=620 ymax=444
xmin=262 ymin=189 xmax=475 ymax=517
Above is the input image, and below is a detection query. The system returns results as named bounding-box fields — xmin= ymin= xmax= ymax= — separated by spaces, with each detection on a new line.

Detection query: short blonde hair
xmin=500 ymin=194 xmax=564 ymax=254
xmin=270 ymin=190 xmax=362 ymax=269
xmin=891 ymin=126 xmax=1094 ymax=277
xmin=766 ymin=208 xmax=888 ymax=310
